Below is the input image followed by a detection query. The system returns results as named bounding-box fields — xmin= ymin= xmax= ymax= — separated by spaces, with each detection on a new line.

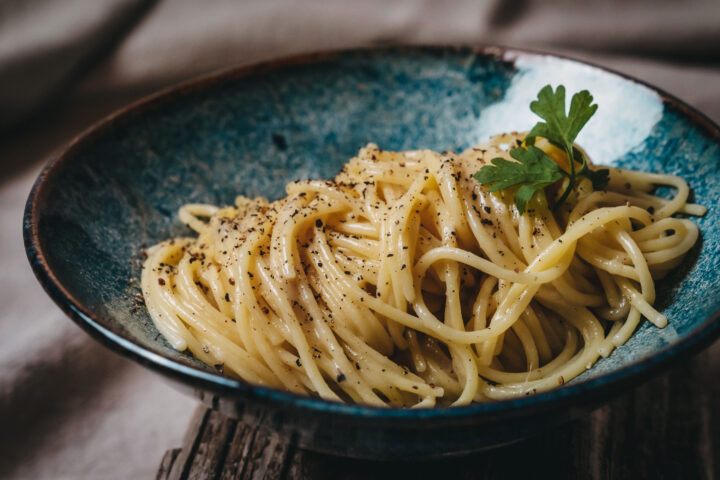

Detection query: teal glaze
xmin=24 ymin=47 xmax=720 ymax=458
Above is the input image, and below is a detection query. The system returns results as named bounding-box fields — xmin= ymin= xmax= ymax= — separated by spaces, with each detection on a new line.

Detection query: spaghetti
xmin=141 ymin=133 xmax=704 ymax=407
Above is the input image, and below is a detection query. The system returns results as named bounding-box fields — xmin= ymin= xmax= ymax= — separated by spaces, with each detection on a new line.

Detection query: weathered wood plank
xmin=241 ymin=429 xmax=295 ymax=479
xmin=706 ymin=342 xmax=720 ymax=478
xmin=159 ymin=346 xmax=719 ymax=480
xmin=185 ymin=410 xmax=238 ymax=480
xmin=166 ymin=408 xmax=210 ymax=480
xmin=218 ymin=421 xmax=259 ymax=479
xmin=218 ymin=412 xmax=297 ymax=480
xmin=156 ymin=448 xmax=181 ymax=480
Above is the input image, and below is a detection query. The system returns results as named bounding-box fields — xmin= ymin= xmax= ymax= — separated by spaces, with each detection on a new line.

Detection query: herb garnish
xmin=473 ymin=85 xmax=609 ymax=213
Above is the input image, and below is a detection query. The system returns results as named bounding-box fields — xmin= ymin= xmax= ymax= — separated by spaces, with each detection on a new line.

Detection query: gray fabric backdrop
xmin=1 ymin=1 xmax=719 ymax=478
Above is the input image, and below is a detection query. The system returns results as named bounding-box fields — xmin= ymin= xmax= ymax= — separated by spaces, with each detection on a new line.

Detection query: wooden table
xmin=157 ymin=341 xmax=718 ymax=480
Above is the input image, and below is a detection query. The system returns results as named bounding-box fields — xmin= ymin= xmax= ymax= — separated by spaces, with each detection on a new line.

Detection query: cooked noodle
xmin=141 ymin=133 xmax=704 ymax=407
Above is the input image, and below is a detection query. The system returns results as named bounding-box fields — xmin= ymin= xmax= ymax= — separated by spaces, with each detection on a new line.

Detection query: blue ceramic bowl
xmin=24 ymin=46 xmax=720 ymax=459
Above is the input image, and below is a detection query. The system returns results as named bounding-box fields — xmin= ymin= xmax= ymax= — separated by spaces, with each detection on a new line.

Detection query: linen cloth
xmin=1 ymin=1 xmax=719 ymax=478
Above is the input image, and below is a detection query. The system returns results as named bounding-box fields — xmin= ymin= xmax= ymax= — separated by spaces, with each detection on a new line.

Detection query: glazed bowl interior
xmin=24 ymin=47 xmax=720 ymax=456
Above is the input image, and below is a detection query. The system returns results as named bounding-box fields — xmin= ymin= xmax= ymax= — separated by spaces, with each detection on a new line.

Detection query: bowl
xmin=23 ymin=46 xmax=720 ymax=459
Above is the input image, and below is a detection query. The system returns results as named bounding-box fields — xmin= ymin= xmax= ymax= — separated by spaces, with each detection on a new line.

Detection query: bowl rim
xmin=23 ymin=44 xmax=720 ymax=422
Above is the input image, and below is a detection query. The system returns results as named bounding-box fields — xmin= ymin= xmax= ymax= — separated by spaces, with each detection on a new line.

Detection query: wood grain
xmin=158 ymin=341 xmax=719 ymax=480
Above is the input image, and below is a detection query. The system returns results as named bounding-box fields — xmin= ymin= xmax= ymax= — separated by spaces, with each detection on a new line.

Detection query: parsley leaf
xmin=474 ymin=146 xmax=564 ymax=213
xmin=526 ymin=86 xmax=597 ymax=158
xmin=473 ymin=84 xmax=610 ymax=212
xmin=582 ymin=164 xmax=610 ymax=191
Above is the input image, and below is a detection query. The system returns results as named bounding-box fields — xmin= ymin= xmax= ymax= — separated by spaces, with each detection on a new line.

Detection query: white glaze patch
xmin=473 ymin=54 xmax=663 ymax=165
